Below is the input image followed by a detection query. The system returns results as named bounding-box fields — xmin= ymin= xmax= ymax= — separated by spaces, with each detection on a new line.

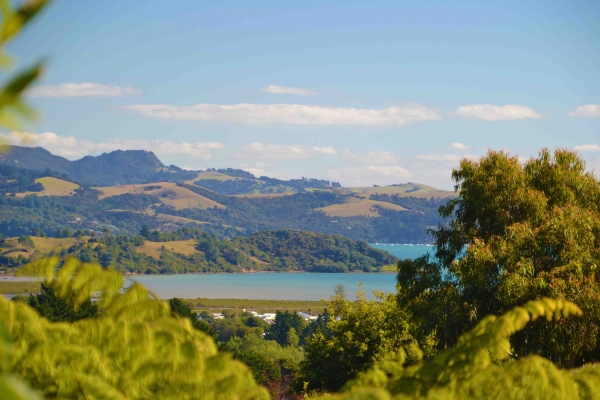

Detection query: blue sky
xmin=5 ymin=0 xmax=600 ymax=188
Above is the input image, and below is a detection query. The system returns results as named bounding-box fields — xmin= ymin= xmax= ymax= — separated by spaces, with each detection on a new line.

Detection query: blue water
xmin=369 ymin=243 xmax=435 ymax=259
xmin=128 ymin=272 xmax=397 ymax=301
xmin=5 ymin=243 xmax=432 ymax=301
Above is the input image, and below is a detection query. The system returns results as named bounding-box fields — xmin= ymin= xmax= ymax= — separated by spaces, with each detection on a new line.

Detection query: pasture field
xmin=315 ymin=196 xmax=407 ymax=217
xmin=137 ymin=239 xmax=198 ymax=259
xmin=185 ymin=171 xmax=238 ymax=183
xmin=183 ymin=297 xmax=326 ymax=314
xmin=0 ymin=281 xmax=41 ymax=294
xmin=0 ymin=237 xmax=78 ymax=259
xmin=96 ymin=182 xmax=226 ymax=210
xmin=15 ymin=177 xmax=80 ymax=198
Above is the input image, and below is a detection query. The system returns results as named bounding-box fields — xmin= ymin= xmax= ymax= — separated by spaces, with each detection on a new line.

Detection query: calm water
xmin=4 ymin=244 xmax=432 ymax=300
xmin=128 ymin=272 xmax=397 ymax=300
xmin=369 ymin=243 xmax=435 ymax=259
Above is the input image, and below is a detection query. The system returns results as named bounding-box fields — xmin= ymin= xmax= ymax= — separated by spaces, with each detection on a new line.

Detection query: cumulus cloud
xmin=325 ymin=165 xmax=411 ymax=187
xmin=0 ymin=131 xmax=224 ymax=159
xmin=452 ymin=104 xmax=542 ymax=121
xmin=569 ymin=104 xmax=600 ymax=118
xmin=451 ymin=142 xmax=468 ymax=150
xmin=340 ymin=149 xmax=402 ymax=166
xmin=234 ymin=142 xmax=337 ymax=159
xmin=123 ymin=103 xmax=441 ymax=126
xmin=574 ymin=144 xmax=600 ymax=152
xmin=262 ymin=84 xmax=317 ymax=96
xmin=29 ymin=83 xmax=141 ymax=98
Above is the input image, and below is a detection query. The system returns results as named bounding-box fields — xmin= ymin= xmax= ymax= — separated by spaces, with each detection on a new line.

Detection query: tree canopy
xmin=398 ymin=148 xmax=600 ymax=367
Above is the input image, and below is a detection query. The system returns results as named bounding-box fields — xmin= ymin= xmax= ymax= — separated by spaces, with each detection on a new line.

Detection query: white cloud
xmin=0 ymin=131 xmax=224 ymax=159
xmin=123 ymin=103 xmax=441 ymax=126
xmin=415 ymin=154 xmax=478 ymax=162
xmin=262 ymin=84 xmax=317 ymax=96
xmin=574 ymin=144 xmax=600 ymax=152
xmin=452 ymin=104 xmax=542 ymax=121
xmin=451 ymin=142 xmax=468 ymax=150
xmin=569 ymin=104 xmax=600 ymax=118
xmin=29 ymin=83 xmax=140 ymax=98
xmin=234 ymin=142 xmax=337 ymax=159
xmin=325 ymin=165 xmax=412 ymax=187
xmin=340 ymin=149 xmax=402 ymax=166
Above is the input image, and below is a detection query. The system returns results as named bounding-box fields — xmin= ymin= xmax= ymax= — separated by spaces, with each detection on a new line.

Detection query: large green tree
xmin=299 ymin=287 xmax=420 ymax=393
xmin=399 ymin=149 xmax=600 ymax=367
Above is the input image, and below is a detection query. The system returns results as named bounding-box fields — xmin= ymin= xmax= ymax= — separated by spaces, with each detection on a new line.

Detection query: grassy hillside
xmin=15 ymin=177 xmax=79 ymax=198
xmin=137 ymin=239 xmax=198 ymax=259
xmin=316 ymin=196 xmax=407 ymax=217
xmin=0 ymin=237 xmax=78 ymax=258
xmin=97 ymin=182 xmax=226 ymax=210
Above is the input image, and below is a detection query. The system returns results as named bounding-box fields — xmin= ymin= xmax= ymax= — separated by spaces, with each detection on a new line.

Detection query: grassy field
xmin=187 ymin=171 xmax=239 ymax=183
xmin=137 ymin=239 xmax=198 ymax=259
xmin=0 ymin=237 xmax=79 ymax=259
xmin=380 ymin=264 xmax=398 ymax=273
xmin=315 ymin=196 xmax=407 ymax=217
xmin=15 ymin=177 xmax=80 ymax=198
xmin=347 ymin=183 xmax=455 ymax=198
xmin=183 ymin=297 xmax=326 ymax=314
xmin=97 ymin=182 xmax=226 ymax=210
xmin=0 ymin=281 xmax=41 ymax=294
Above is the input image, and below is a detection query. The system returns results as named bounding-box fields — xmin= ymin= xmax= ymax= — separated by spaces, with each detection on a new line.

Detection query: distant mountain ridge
xmin=0 ymin=146 xmax=343 ymax=190
xmin=0 ymin=146 xmax=196 ymax=186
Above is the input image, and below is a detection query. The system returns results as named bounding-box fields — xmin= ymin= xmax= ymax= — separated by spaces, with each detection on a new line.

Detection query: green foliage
xmin=169 ymin=297 xmax=215 ymax=337
xmin=319 ymin=299 xmax=594 ymax=400
xmin=26 ymin=282 xmax=98 ymax=322
xmin=267 ymin=311 xmax=308 ymax=345
xmin=403 ymin=149 xmax=600 ymax=367
xmin=2 ymin=228 xmax=399 ymax=274
xmin=300 ymin=287 xmax=418 ymax=393
xmin=222 ymin=334 xmax=304 ymax=388
xmin=235 ymin=230 xmax=397 ymax=272
xmin=3 ymin=258 xmax=270 ymax=399
xmin=16 ymin=235 xmax=33 ymax=251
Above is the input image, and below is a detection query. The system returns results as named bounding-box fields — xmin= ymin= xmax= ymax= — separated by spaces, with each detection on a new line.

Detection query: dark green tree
xmin=168 ymin=298 xmax=215 ymax=338
xmin=27 ymin=282 xmax=98 ymax=323
xmin=267 ymin=311 xmax=307 ymax=346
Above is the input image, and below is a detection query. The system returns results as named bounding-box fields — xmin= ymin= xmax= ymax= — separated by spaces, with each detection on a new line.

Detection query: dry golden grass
xmin=137 ymin=239 xmax=198 ymax=259
xmin=96 ymin=182 xmax=226 ymax=210
xmin=348 ymin=183 xmax=455 ymax=198
xmin=316 ymin=196 xmax=407 ymax=217
xmin=15 ymin=177 xmax=80 ymax=198
xmin=0 ymin=237 xmax=79 ymax=258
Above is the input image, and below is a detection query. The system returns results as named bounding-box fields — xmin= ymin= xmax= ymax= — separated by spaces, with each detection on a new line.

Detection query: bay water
xmin=5 ymin=244 xmax=432 ymax=300
xmin=126 ymin=244 xmax=432 ymax=300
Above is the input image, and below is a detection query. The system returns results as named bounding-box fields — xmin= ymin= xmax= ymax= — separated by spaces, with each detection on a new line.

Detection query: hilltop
xmin=0 ymin=146 xmax=455 ymax=244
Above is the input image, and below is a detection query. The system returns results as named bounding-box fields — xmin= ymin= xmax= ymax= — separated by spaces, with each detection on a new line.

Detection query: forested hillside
xmin=0 ymin=228 xmax=398 ymax=273
xmin=0 ymin=154 xmax=452 ymax=243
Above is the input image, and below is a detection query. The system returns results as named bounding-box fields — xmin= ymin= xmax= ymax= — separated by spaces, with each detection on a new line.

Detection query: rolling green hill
xmin=0 ymin=229 xmax=398 ymax=274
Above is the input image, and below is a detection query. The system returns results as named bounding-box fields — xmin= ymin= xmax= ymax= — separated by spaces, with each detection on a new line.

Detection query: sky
xmin=4 ymin=0 xmax=600 ymax=189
